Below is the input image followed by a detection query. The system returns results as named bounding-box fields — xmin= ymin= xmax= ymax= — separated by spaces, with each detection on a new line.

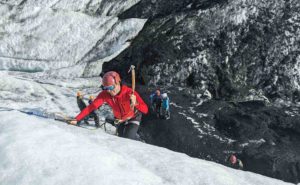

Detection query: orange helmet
xmin=89 ymin=95 xmax=95 ymax=100
xmin=102 ymin=71 xmax=121 ymax=86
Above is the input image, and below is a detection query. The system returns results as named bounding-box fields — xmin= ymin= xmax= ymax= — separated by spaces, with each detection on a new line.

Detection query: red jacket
xmin=75 ymin=85 xmax=148 ymax=122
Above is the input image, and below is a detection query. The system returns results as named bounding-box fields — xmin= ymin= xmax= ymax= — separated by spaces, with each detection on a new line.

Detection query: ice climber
xmin=150 ymin=89 xmax=162 ymax=118
xmin=76 ymin=91 xmax=89 ymax=125
xmin=227 ymin=154 xmax=244 ymax=170
xmin=70 ymin=71 xmax=148 ymax=140
xmin=161 ymin=93 xmax=170 ymax=120
xmin=76 ymin=92 xmax=100 ymax=127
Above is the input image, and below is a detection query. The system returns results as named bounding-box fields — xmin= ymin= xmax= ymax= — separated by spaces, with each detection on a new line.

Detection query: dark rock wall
xmin=102 ymin=0 xmax=300 ymax=183
xmin=118 ymin=0 xmax=226 ymax=19
xmin=104 ymin=0 xmax=300 ymax=103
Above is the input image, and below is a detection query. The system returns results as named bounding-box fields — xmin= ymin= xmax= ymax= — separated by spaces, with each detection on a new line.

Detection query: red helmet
xmin=102 ymin=71 xmax=121 ymax=86
xmin=230 ymin=155 xmax=237 ymax=164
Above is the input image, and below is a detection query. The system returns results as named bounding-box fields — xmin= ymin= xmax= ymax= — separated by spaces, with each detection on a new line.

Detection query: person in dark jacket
xmin=76 ymin=91 xmax=89 ymax=125
xmin=227 ymin=154 xmax=244 ymax=170
xmin=70 ymin=71 xmax=148 ymax=140
xmin=76 ymin=92 xmax=100 ymax=127
xmin=88 ymin=95 xmax=100 ymax=128
xmin=150 ymin=89 xmax=162 ymax=118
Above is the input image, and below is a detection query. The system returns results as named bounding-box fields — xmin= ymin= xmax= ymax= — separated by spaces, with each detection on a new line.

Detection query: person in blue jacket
xmin=161 ymin=93 xmax=170 ymax=120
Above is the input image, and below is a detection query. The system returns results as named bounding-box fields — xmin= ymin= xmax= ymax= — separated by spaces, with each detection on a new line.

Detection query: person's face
xmin=156 ymin=90 xmax=160 ymax=96
xmin=106 ymin=82 xmax=121 ymax=96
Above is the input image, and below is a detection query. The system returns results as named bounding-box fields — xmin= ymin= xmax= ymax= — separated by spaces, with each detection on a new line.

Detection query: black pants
xmin=117 ymin=123 xmax=139 ymax=140
xmin=155 ymin=103 xmax=162 ymax=118
xmin=116 ymin=112 xmax=142 ymax=140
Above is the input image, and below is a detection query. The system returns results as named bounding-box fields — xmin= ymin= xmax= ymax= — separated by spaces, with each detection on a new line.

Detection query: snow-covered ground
xmin=0 ymin=1 xmax=296 ymax=184
xmin=0 ymin=1 xmax=146 ymax=77
xmin=0 ymin=70 xmax=294 ymax=185
xmin=0 ymin=110 xmax=294 ymax=185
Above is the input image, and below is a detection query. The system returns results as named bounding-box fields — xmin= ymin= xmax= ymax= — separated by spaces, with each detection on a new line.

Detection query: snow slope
xmin=0 ymin=68 xmax=295 ymax=185
xmin=0 ymin=2 xmax=146 ymax=78
xmin=0 ymin=111 xmax=293 ymax=185
xmin=0 ymin=1 xmax=297 ymax=184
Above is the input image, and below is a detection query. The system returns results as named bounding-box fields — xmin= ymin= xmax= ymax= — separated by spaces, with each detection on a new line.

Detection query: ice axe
xmin=128 ymin=65 xmax=136 ymax=93
xmin=128 ymin=65 xmax=136 ymax=109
